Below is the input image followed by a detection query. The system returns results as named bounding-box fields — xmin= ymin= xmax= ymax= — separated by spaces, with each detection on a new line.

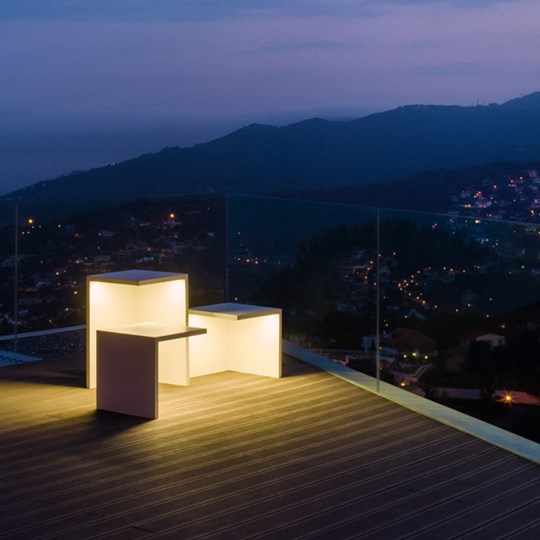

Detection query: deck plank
xmin=0 ymin=354 xmax=538 ymax=540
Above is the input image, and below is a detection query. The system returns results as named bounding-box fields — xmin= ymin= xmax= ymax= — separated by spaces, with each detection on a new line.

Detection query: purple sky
xmin=1 ymin=0 xmax=540 ymax=193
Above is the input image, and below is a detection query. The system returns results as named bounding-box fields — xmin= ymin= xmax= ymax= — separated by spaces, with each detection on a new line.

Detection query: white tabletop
xmin=189 ymin=303 xmax=281 ymax=320
xmin=98 ymin=322 xmax=206 ymax=341
xmin=88 ymin=269 xmax=188 ymax=285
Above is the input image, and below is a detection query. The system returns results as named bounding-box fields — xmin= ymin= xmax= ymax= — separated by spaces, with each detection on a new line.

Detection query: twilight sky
xmin=1 ymin=0 xmax=540 ymax=193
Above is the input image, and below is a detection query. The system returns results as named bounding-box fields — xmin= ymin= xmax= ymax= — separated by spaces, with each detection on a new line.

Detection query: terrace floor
xmin=0 ymin=353 xmax=539 ymax=540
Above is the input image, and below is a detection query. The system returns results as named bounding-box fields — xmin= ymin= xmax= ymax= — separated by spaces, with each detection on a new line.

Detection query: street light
xmin=501 ymin=391 xmax=515 ymax=405
xmin=500 ymin=391 xmax=516 ymax=433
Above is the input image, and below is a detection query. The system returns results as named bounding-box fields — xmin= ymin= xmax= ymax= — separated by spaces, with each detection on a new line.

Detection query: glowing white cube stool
xmin=86 ymin=270 xmax=190 ymax=389
xmin=96 ymin=323 xmax=206 ymax=418
xmin=188 ymin=303 xmax=282 ymax=378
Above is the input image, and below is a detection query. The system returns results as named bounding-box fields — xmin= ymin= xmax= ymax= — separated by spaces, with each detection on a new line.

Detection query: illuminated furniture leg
xmin=96 ymin=323 xmax=206 ymax=419
xmin=188 ymin=303 xmax=282 ymax=378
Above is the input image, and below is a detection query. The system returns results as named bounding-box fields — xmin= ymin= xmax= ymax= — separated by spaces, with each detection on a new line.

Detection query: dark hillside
xmin=3 ymin=91 xmax=540 ymax=219
xmin=279 ymin=160 xmax=540 ymax=212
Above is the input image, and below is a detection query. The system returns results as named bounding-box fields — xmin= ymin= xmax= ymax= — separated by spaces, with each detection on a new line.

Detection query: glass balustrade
xmin=1 ymin=191 xmax=539 ymax=442
xmin=226 ymin=194 xmax=540 ymax=442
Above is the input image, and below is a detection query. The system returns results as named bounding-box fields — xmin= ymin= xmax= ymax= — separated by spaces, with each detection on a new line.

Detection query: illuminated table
xmin=87 ymin=270 xmax=189 ymax=389
xmin=97 ymin=323 xmax=206 ymax=419
xmin=188 ymin=303 xmax=282 ymax=379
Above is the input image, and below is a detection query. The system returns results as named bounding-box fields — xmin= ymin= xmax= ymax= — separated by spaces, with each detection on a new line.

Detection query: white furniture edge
xmin=100 ymin=322 xmax=206 ymax=341
xmin=189 ymin=302 xmax=281 ymax=320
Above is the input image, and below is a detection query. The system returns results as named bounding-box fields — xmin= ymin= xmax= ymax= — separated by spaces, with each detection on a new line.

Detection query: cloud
xmin=413 ymin=62 xmax=482 ymax=77
xmin=0 ymin=0 xmax=522 ymax=23
xmin=0 ymin=1 xmax=354 ymax=22
xmin=1 ymin=0 xmax=537 ymax=116
xmin=0 ymin=1 xmax=414 ymax=22
xmin=255 ymin=40 xmax=354 ymax=55
xmin=386 ymin=0 xmax=514 ymax=6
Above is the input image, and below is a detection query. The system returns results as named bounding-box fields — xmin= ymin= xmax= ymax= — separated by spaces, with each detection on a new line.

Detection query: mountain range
xmin=4 ymin=91 xmax=540 ymax=218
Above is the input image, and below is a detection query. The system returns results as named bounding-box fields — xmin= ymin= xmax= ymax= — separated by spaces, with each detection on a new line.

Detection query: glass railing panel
xmin=0 ymin=194 xmax=226 ymax=340
xmin=226 ymin=194 xmax=379 ymax=376
xmin=379 ymin=208 xmax=540 ymax=441
xmin=3 ymin=187 xmax=537 ymax=441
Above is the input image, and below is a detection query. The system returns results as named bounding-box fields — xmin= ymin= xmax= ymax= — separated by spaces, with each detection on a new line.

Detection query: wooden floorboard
xmin=0 ymin=354 xmax=538 ymax=540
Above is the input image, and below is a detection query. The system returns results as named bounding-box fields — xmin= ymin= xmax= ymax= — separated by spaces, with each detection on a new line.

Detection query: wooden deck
xmin=0 ymin=354 xmax=539 ymax=539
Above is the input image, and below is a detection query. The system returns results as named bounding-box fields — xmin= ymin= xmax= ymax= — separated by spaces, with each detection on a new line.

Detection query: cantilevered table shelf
xmin=97 ymin=323 xmax=206 ymax=419
xmin=102 ymin=322 xmax=206 ymax=340
xmin=189 ymin=302 xmax=282 ymax=379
